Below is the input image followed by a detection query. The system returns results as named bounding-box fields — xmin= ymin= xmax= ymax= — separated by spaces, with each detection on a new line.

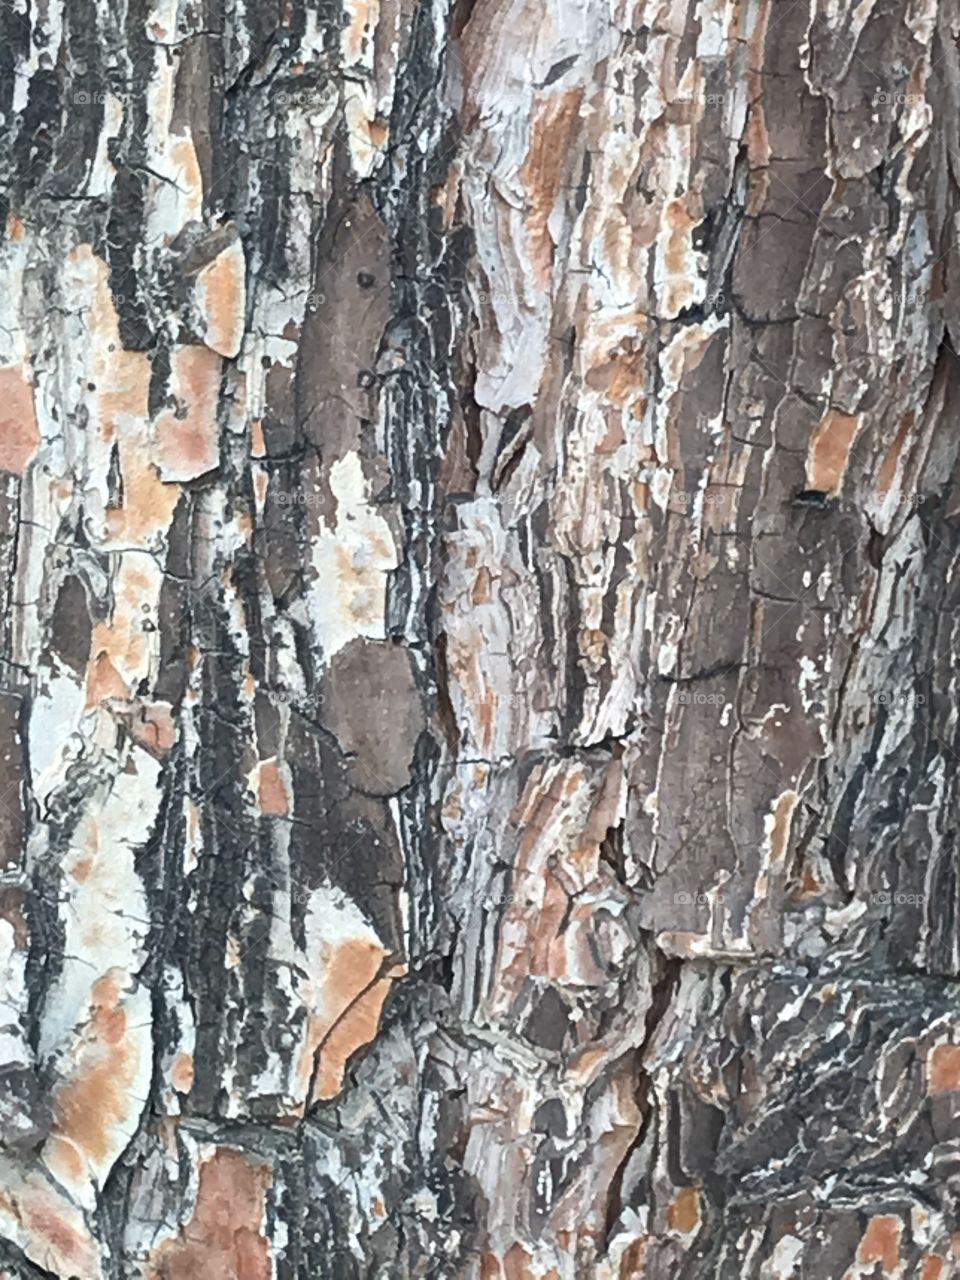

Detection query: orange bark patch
xmin=806 ymin=409 xmax=861 ymax=495
xmin=87 ymin=651 xmax=131 ymax=707
xmin=47 ymin=971 xmax=141 ymax=1173
xmin=586 ymin=347 xmax=648 ymax=407
xmin=472 ymin=566 xmax=492 ymax=605
xmin=155 ymin=345 xmax=222 ymax=481
xmin=312 ymin=969 xmax=397 ymax=1097
xmin=368 ymin=119 xmax=389 ymax=149
xmin=127 ymin=702 xmax=177 ymax=756
xmin=44 ymin=1134 xmax=87 ymax=1187
xmin=568 ymin=1039 xmax=604 ymax=1090
xmin=618 ymin=1235 xmax=649 ymax=1277
xmin=99 ymin=349 xmax=151 ymax=442
xmin=666 ymin=1186 xmax=700 ymax=1234
xmin=299 ymin=938 xmax=402 ymax=1103
xmin=663 ymin=199 xmax=697 ymax=277
xmin=477 ymin=685 xmax=496 ymax=754
xmin=502 ymin=1243 xmax=556 ymax=1280
xmin=922 ymin=1256 xmax=944 ymax=1280
xmin=798 ymin=863 xmax=823 ymax=897
xmin=521 ymin=88 xmax=583 ymax=284
xmin=858 ymin=1215 xmax=902 ymax=1273
xmin=342 ymin=0 xmax=372 ymax=61
xmin=104 ymin=429 xmax=180 ymax=548
xmin=481 ymin=1254 xmax=505 ymax=1280
xmin=170 ymin=1051 xmax=195 ymax=1094
xmin=0 ymin=365 xmax=40 ymax=475
xmin=929 ymin=1043 xmax=960 ymax=1092
xmin=18 ymin=1189 xmax=98 ymax=1278
xmin=196 ymin=239 xmax=246 ymax=359
xmin=85 ymin=559 xmax=155 ymax=707
xmin=250 ymin=417 xmax=266 ymax=457
xmin=147 ymin=1148 xmax=270 ymax=1280
xmin=527 ymin=868 xmax=568 ymax=979
xmin=256 ymin=758 xmax=289 ymax=816
xmin=769 ymin=790 xmax=798 ymax=862
xmin=69 ymin=856 xmax=95 ymax=885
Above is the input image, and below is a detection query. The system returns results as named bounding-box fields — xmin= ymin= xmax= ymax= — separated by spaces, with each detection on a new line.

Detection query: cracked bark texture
xmin=2 ymin=0 xmax=960 ymax=1276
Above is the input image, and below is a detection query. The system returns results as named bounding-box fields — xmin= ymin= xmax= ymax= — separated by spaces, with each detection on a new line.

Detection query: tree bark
xmin=1 ymin=0 xmax=959 ymax=1276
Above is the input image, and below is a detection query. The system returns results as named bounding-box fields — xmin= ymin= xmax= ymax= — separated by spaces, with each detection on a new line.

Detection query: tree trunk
xmin=1 ymin=0 xmax=959 ymax=1276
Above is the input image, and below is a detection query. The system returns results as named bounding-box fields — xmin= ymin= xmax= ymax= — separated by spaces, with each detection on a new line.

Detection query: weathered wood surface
xmin=1 ymin=0 xmax=959 ymax=1275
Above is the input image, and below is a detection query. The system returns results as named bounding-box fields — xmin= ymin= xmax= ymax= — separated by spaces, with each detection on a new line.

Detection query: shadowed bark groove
xmin=1 ymin=0 xmax=960 ymax=1276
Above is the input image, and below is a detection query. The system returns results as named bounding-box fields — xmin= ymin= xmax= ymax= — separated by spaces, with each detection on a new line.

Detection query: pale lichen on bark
xmin=0 ymin=0 xmax=959 ymax=1276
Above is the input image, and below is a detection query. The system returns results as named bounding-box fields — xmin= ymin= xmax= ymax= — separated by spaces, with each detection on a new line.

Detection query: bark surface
xmin=0 ymin=0 xmax=959 ymax=1276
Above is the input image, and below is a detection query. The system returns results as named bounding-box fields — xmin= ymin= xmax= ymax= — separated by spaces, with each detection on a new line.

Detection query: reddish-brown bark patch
xmin=858 ymin=1215 xmax=902 ymax=1273
xmin=0 ymin=365 xmax=40 ymax=475
xmin=618 ymin=1236 xmax=648 ymax=1277
xmin=299 ymin=938 xmax=402 ymax=1101
xmin=148 ymin=1148 xmax=271 ymax=1280
xmin=86 ymin=651 xmax=130 ymax=707
xmin=126 ymin=701 xmax=177 ymax=757
xmin=929 ymin=1043 xmax=960 ymax=1092
xmin=769 ymin=791 xmax=798 ymax=862
xmin=521 ymin=88 xmax=583 ymax=284
xmin=47 ymin=971 xmax=141 ymax=1176
xmin=170 ymin=1052 xmax=195 ymax=1094
xmin=155 ymin=345 xmax=222 ymax=481
xmin=19 ymin=1192 xmax=98 ymax=1278
xmin=806 ymin=409 xmax=861 ymax=495
xmin=666 ymin=1186 xmax=700 ymax=1234
xmin=256 ymin=758 xmax=289 ymax=816
xmin=196 ymin=240 xmax=245 ymax=359
xmin=250 ymin=417 xmax=266 ymax=457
